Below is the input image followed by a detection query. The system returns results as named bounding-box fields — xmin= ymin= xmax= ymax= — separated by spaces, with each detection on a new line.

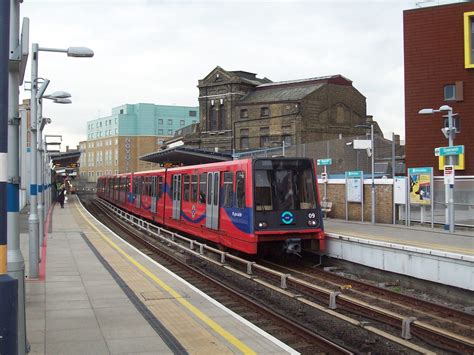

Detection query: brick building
xmin=404 ymin=2 xmax=474 ymax=175
xmin=184 ymin=66 xmax=382 ymax=153
xmin=80 ymin=103 xmax=199 ymax=182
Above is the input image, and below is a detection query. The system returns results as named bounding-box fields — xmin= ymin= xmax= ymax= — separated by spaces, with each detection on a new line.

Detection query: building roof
xmin=140 ymin=146 xmax=232 ymax=166
xmin=237 ymin=83 xmax=324 ymax=104
xmin=237 ymin=75 xmax=352 ymax=105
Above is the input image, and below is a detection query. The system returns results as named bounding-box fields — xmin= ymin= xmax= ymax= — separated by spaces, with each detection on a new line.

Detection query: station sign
xmin=443 ymin=165 xmax=455 ymax=185
xmin=346 ymin=170 xmax=362 ymax=178
xmin=317 ymin=158 xmax=332 ymax=166
xmin=434 ymin=145 xmax=464 ymax=157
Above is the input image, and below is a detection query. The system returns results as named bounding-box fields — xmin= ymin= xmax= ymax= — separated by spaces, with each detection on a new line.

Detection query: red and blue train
xmin=97 ymin=157 xmax=325 ymax=255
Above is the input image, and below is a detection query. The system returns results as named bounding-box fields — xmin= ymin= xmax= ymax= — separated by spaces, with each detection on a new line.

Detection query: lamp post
xmin=37 ymin=92 xmax=71 ymax=247
xmin=356 ymin=123 xmax=375 ymax=224
xmin=418 ymin=105 xmax=456 ymax=233
xmin=28 ymin=43 xmax=93 ymax=278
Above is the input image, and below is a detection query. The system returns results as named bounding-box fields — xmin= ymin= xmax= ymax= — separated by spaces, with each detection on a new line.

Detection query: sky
xmin=18 ymin=0 xmax=435 ymax=149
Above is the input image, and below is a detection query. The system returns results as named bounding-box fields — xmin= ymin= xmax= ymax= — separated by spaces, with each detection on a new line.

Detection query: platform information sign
xmin=444 ymin=165 xmax=455 ymax=185
xmin=434 ymin=145 xmax=464 ymax=157
xmin=345 ymin=171 xmax=363 ymax=203
xmin=408 ymin=167 xmax=432 ymax=205
xmin=317 ymin=158 xmax=332 ymax=166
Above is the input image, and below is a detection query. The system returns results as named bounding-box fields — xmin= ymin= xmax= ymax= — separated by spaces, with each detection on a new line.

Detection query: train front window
xmin=254 ymin=159 xmax=316 ymax=211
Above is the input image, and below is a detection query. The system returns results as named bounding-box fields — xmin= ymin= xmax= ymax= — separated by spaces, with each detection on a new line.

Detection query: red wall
xmin=404 ymin=3 xmax=474 ymax=175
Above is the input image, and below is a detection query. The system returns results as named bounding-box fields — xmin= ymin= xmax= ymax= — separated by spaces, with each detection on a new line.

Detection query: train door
xmin=172 ymin=174 xmax=182 ymax=220
xmin=205 ymin=172 xmax=220 ymax=230
xmin=151 ymin=176 xmax=157 ymax=214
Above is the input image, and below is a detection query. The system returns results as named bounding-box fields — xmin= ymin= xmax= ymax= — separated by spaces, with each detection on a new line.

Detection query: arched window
xmin=209 ymin=105 xmax=217 ymax=131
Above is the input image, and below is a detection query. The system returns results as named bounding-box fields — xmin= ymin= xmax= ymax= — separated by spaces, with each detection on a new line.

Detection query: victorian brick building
xmin=183 ymin=66 xmax=381 ymax=153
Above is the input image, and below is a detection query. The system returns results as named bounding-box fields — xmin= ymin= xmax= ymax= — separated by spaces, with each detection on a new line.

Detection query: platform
xmin=21 ymin=195 xmax=296 ymax=355
xmin=324 ymin=219 xmax=474 ymax=291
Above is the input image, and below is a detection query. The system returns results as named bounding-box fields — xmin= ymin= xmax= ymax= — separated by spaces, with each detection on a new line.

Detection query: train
xmin=96 ymin=157 xmax=325 ymax=255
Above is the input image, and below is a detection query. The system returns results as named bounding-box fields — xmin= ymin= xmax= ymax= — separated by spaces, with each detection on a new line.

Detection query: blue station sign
xmin=408 ymin=167 xmax=433 ymax=175
xmin=345 ymin=170 xmax=363 ymax=179
xmin=317 ymin=158 xmax=332 ymax=166
xmin=434 ymin=145 xmax=464 ymax=157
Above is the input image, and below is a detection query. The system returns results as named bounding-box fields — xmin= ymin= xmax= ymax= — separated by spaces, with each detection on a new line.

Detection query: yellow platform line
xmin=75 ymin=203 xmax=256 ymax=355
xmin=327 ymin=230 xmax=474 ymax=255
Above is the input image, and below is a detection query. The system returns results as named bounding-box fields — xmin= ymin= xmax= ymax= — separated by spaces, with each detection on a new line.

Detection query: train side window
xmin=183 ymin=174 xmax=190 ymax=201
xmin=191 ymin=175 xmax=198 ymax=202
xmin=158 ymin=176 xmax=163 ymax=198
xmin=236 ymin=171 xmax=245 ymax=209
xmin=151 ymin=177 xmax=156 ymax=197
xmin=222 ymin=172 xmax=233 ymax=208
xmin=199 ymin=173 xmax=207 ymax=203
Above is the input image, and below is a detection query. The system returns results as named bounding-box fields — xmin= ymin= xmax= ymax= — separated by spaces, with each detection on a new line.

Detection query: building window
xmin=168 ymin=129 xmax=173 ymax=135
xmin=283 ymin=135 xmax=292 ymax=146
xmin=240 ymin=129 xmax=249 ymax=149
xmin=444 ymin=85 xmax=456 ymax=101
xmin=260 ymin=127 xmax=270 ymax=147
xmin=167 ymin=119 xmax=172 ymax=125
xmin=464 ymin=11 xmax=474 ymax=68
xmin=158 ymin=119 xmax=163 ymax=124
xmin=180 ymin=120 xmax=185 ymax=126
xmin=209 ymin=105 xmax=217 ymax=131
xmin=219 ymin=103 xmax=225 ymax=130
xmin=120 ymin=109 xmax=124 ymax=114
xmin=240 ymin=109 xmax=248 ymax=119
xmin=260 ymin=107 xmax=270 ymax=117
xmin=158 ymin=129 xmax=163 ymax=135
xmin=189 ymin=110 xmax=197 ymax=117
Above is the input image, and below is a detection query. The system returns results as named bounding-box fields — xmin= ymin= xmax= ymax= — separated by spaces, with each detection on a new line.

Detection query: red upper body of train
xmin=97 ymin=157 xmax=325 ymax=255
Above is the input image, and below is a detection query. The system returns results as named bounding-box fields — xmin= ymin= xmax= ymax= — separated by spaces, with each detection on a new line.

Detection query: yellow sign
xmin=409 ymin=172 xmax=432 ymax=205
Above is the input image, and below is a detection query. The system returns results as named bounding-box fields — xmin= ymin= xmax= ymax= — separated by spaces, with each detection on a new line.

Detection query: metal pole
xmin=447 ymin=109 xmax=455 ymax=233
xmin=1 ymin=2 xmax=19 ymax=354
xmin=37 ymin=99 xmax=44 ymax=248
xmin=392 ymin=132 xmax=396 ymax=224
xmin=7 ymin=0 xmax=26 ymax=353
xmin=28 ymin=43 xmax=39 ymax=278
xmin=371 ymin=124 xmax=375 ymax=224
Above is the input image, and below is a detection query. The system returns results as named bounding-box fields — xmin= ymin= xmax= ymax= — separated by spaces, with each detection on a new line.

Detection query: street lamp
xmin=418 ymin=105 xmax=456 ymax=233
xmin=356 ymin=123 xmax=375 ymax=224
xmin=36 ymin=92 xmax=72 ymax=247
xmin=28 ymin=43 xmax=93 ymax=278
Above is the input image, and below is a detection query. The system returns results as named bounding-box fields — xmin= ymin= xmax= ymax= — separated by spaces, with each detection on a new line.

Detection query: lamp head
xmin=67 ymin=47 xmax=94 ymax=57
xmin=46 ymin=91 xmax=71 ymax=99
xmin=53 ymin=98 xmax=72 ymax=104
xmin=418 ymin=108 xmax=434 ymax=115
xmin=438 ymin=105 xmax=452 ymax=112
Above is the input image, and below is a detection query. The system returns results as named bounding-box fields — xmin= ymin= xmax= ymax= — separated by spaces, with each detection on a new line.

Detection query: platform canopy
xmin=140 ymin=146 xmax=233 ymax=166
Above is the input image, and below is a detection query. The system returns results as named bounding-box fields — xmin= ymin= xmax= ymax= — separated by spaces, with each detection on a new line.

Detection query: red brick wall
xmin=404 ymin=3 xmax=474 ymax=175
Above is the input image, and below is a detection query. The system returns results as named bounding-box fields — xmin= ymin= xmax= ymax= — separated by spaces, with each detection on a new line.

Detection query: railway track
xmin=82 ymin=196 xmax=353 ymax=355
xmin=82 ymin=195 xmax=474 ymax=354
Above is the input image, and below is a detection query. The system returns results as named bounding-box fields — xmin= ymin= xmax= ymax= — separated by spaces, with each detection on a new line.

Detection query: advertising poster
xmin=408 ymin=167 xmax=432 ymax=205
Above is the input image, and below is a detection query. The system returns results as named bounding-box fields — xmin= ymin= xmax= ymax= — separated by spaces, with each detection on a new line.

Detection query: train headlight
xmin=307 ymin=220 xmax=317 ymax=226
xmin=258 ymin=221 xmax=268 ymax=228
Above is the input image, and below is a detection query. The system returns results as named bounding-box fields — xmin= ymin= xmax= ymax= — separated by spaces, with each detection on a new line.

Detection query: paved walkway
xmin=324 ymin=219 xmax=474 ymax=255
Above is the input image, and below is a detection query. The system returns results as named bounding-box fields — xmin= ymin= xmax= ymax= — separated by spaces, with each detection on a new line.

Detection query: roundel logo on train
xmin=281 ymin=211 xmax=295 ymax=225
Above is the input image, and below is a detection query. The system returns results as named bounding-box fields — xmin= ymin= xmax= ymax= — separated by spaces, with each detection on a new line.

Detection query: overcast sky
xmin=19 ymin=0 xmax=429 ymax=149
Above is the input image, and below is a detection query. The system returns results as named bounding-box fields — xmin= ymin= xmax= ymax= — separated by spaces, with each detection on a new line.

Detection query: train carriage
xmin=97 ymin=157 xmax=325 ymax=255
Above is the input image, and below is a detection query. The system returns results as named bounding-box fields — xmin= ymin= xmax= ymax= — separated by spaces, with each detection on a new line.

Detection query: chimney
xmin=394 ymin=134 xmax=400 ymax=146
xmin=66 ymin=145 xmax=69 ymax=152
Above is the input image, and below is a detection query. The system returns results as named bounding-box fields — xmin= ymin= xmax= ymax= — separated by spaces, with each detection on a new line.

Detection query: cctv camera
xmin=441 ymin=127 xmax=449 ymax=139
